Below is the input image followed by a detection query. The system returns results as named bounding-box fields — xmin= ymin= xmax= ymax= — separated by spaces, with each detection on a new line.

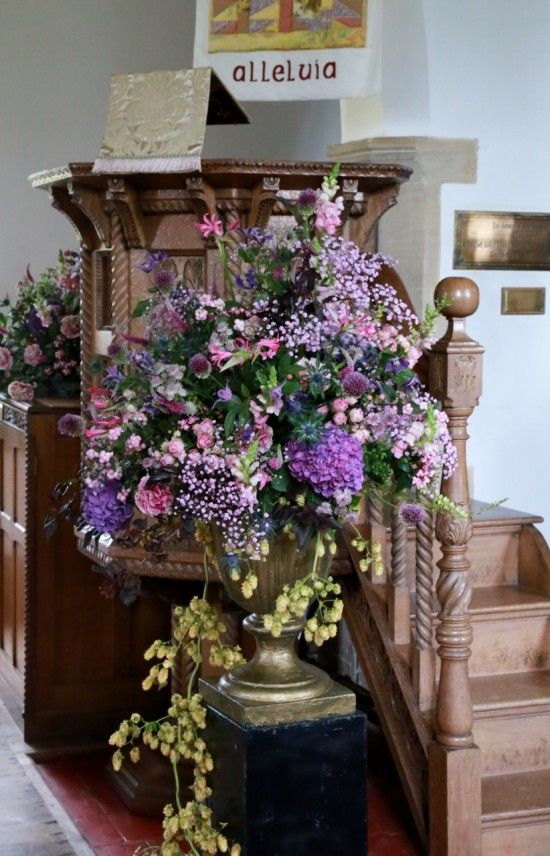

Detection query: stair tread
xmin=472 ymin=670 xmax=550 ymax=712
xmin=410 ymin=584 xmax=550 ymax=619
xmin=471 ymin=499 xmax=543 ymax=527
xmin=482 ymin=769 xmax=550 ymax=821
xmin=470 ymin=585 xmax=550 ymax=615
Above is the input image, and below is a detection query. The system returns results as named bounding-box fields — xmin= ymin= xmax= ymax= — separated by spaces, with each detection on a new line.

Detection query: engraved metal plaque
xmin=501 ymin=287 xmax=546 ymax=315
xmin=454 ymin=211 xmax=550 ymax=270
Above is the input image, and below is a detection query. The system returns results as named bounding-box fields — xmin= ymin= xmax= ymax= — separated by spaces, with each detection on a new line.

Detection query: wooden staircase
xmin=342 ymin=279 xmax=550 ymax=855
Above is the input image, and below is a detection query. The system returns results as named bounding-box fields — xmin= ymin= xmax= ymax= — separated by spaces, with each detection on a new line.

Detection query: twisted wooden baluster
xmin=367 ymin=497 xmax=386 ymax=583
xmin=413 ymin=508 xmax=435 ymax=710
xmin=389 ymin=505 xmax=410 ymax=644
xmin=428 ymin=277 xmax=483 ymax=856
xmin=79 ymin=245 xmax=94 ymax=400
xmin=110 ymin=212 xmax=130 ymax=335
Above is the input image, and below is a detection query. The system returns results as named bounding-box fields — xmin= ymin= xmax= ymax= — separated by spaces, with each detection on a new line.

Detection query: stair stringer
xmin=342 ymin=570 xmax=432 ymax=847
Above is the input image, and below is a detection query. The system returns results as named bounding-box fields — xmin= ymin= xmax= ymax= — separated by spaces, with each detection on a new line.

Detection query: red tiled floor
xmin=36 ymin=725 xmax=423 ymax=855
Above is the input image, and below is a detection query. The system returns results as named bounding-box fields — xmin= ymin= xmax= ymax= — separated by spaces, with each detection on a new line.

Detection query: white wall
xmin=373 ymin=0 xmax=550 ymax=533
xmin=0 ymin=0 xmax=339 ymax=295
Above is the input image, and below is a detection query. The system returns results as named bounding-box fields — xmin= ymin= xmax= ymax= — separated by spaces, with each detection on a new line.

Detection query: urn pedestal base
xmin=205 ymin=705 xmax=368 ymax=856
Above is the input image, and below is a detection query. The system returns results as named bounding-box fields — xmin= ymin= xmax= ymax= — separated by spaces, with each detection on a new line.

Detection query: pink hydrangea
xmin=23 ymin=343 xmax=46 ymax=366
xmin=7 ymin=380 xmax=34 ymax=403
xmin=0 ymin=346 xmax=13 ymax=372
xmin=135 ymin=476 xmax=173 ymax=517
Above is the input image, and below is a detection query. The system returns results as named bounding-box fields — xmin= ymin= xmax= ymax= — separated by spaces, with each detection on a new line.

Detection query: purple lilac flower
xmin=83 ymin=482 xmax=133 ymax=533
xmin=58 ymin=413 xmax=84 ymax=437
xmin=342 ymin=371 xmax=370 ymax=396
xmin=134 ymin=251 xmax=168 ymax=273
xmin=400 ymin=503 xmax=425 ymax=526
xmin=298 ymin=188 xmax=317 ymax=207
xmin=189 ymin=353 xmax=212 ymax=378
xmin=286 ymin=426 xmax=364 ymax=499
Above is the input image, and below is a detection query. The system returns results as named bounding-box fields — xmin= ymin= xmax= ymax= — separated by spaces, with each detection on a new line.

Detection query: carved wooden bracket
xmin=50 ymin=187 xmax=97 ymax=251
xmin=249 ymin=176 xmax=281 ymax=229
xmin=105 ymin=178 xmax=146 ymax=249
xmin=67 ymin=182 xmax=111 ymax=248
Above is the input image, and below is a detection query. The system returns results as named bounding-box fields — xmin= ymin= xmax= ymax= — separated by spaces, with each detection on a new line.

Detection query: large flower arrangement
xmin=78 ymin=169 xmax=459 ymax=855
xmin=0 ymin=250 xmax=80 ymax=403
xmin=81 ymin=171 xmax=455 ymax=563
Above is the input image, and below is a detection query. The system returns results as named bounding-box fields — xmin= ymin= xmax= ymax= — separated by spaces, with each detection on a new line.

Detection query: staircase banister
xmin=427 ymin=276 xmax=483 ymax=856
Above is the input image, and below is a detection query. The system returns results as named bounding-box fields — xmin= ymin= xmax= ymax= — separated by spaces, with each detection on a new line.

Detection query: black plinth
xmin=206 ymin=705 xmax=367 ymax=856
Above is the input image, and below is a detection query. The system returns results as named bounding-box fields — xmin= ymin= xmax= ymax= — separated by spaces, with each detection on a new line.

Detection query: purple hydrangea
xmin=286 ymin=426 xmax=364 ymax=499
xmin=400 ymin=503 xmax=425 ymax=526
xmin=189 ymin=353 xmax=212 ymax=378
xmin=83 ymin=482 xmax=133 ymax=533
xmin=342 ymin=370 xmax=370 ymax=397
xmin=57 ymin=413 xmax=83 ymax=437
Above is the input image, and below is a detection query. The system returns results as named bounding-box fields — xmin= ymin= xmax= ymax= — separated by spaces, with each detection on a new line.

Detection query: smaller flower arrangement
xmin=0 ymin=251 xmax=80 ymax=403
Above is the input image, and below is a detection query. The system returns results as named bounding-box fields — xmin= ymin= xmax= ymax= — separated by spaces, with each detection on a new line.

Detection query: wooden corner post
xmin=428 ymin=277 xmax=483 ymax=856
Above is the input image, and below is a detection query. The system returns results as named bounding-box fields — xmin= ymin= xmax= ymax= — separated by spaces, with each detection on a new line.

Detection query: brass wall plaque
xmin=501 ymin=287 xmax=546 ymax=315
xmin=454 ymin=211 xmax=550 ymax=270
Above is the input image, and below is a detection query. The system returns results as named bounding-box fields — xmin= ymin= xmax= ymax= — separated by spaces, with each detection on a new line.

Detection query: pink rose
xmin=333 ymin=411 xmax=347 ymax=426
xmin=332 ymin=398 xmax=348 ymax=413
xmin=135 ymin=476 xmax=173 ymax=517
xmin=23 ymin=344 xmax=46 ymax=366
xmin=60 ymin=315 xmax=80 ymax=339
xmin=7 ymin=381 xmax=34 ymax=403
xmin=0 ymin=346 xmax=13 ymax=372
xmin=196 ymin=432 xmax=214 ymax=450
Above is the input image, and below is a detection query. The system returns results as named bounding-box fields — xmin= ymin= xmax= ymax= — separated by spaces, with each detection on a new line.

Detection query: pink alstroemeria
xmin=92 ymin=416 xmax=121 ymax=429
xmin=256 ymin=338 xmax=280 ymax=360
xmin=84 ymin=427 xmax=107 ymax=439
xmin=89 ymin=386 xmax=111 ymax=410
xmin=226 ymin=218 xmax=240 ymax=231
xmin=195 ymin=214 xmax=224 ymax=239
xmin=209 ymin=343 xmax=233 ymax=366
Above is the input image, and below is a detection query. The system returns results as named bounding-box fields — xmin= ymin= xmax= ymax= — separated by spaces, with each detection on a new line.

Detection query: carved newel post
xmin=427 ymin=277 xmax=483 ymax=856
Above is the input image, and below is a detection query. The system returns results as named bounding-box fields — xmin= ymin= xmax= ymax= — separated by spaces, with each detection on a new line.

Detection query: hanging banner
xmin=193 ymin=0 xmax=381 ymax=101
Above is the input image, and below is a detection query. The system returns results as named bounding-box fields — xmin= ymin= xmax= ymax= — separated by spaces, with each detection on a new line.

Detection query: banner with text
xmin=194 ymin=0 xmax=381 ymax=101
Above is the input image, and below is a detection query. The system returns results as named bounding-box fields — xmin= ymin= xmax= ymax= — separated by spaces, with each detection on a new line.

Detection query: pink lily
xmin=195 ymin=213 xmax=224 ymax=239
xmin=256 ymin=338 xmax=280 ymax=360
xmin=209 ymin=343 xmax=233 ymax=366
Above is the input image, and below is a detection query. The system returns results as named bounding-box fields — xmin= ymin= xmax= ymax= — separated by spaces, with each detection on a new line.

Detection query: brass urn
xmin=200 ymin=530 xmax=355 ymax=726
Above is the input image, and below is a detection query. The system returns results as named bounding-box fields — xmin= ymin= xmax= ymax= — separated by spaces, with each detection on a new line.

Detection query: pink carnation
xmin=60 ymin=315 xmax=80 ymax=339
xmin=23 ymin=344 xmax=46 ymax=366
xmin=7 ymin=381 xmax=34 ymax=403
xmin=0 ymin=346 xmax=13 ymax=372
xmin=135 ymin=476 xmax=173 ymax=517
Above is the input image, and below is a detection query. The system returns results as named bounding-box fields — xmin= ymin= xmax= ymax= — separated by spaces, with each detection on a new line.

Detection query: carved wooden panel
xmin=0 ymin=397 xmax=171 ymax=743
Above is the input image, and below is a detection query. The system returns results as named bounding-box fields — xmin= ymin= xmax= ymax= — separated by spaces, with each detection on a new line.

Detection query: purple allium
xmin=286 ymin=426 xmax=364 ymax=499
xmin=298 ymin=188 xmax=317 ymax=207
xmin=153 ymin=266 xmax=177 ymax=289
xmin=189 ymin=353 xmax=212 ymax=378
xmin=400 ymin=503 xmax=425 ymax=526
xmin=57 ymin=413 xmax=83 ymax=437
xmin=342 ymin=370 xmax=370 ymax=396
xmin=83 ymin=482 xmax=133 ymax=533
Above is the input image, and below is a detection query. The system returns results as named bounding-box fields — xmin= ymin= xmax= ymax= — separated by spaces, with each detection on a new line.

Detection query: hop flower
xmin=286 ymin=426 xmax=364 ymax=499
xmin=82 ymin=482 xmax=133 ymax=533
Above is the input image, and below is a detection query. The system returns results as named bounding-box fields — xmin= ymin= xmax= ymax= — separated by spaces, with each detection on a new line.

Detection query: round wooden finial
xmin=434 ymin=276 xmax=479 ymax=318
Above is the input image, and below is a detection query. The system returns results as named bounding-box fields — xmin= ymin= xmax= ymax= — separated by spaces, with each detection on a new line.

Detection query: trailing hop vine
xmin=109 ymin=545 xmax=244 ymax=856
